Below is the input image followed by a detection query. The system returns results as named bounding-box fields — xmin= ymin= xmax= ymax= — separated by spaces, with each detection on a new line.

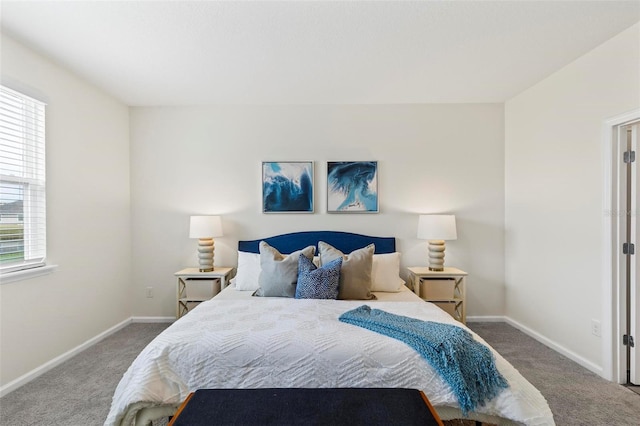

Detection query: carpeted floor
xmin=0 ymin=323 xmax=169 ymax=426
xmin=0 ymin=321 xmax=639 ymax=425
xmin=470 ymin=322 xmax=640 ymax=426
xmin=626 ymin=384 xmax=640 ymax=396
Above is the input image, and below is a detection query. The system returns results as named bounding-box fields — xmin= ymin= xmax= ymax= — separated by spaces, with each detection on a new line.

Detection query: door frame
xmin=603 ymin=108 xmax=640 ymax=382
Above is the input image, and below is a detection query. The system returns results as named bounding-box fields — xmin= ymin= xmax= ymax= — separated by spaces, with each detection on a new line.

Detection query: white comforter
xmin=105 ymin=296 xmax=554 ymax=426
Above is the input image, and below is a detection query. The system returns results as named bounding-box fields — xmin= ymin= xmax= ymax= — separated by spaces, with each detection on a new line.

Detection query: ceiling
xmin=1 ymin=1 xmax=639 ymax=106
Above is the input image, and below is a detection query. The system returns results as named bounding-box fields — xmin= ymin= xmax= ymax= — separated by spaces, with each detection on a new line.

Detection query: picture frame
xmin=262 ymin=161 xmax=314 ymax=213
xmin=327 ymin=161 xmax=378 ymax=213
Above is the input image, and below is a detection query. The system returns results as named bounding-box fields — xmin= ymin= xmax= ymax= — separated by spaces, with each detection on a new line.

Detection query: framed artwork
xmin=327 ymin=161 xmax=378 ymax=213
xmin=262 ymin=161 xmax=314 ymax=213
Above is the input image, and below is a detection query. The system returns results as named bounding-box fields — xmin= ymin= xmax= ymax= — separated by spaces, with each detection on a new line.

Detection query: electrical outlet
xmin=146 ymin=287 xmax=154 ymax=298
xmin=591 ymin=319 xmax=601 ymax=337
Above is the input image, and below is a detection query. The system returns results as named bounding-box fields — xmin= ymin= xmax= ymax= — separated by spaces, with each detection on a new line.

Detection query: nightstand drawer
xmin=175 ymin=267 xmax=233 ymax=319
xmin=419 ymin=278 xmax=457 ymax=300
xmin=407 ymin=267 xmax=467 ymax=324
xmin=183 ymin=278 xmax=221 ymax=300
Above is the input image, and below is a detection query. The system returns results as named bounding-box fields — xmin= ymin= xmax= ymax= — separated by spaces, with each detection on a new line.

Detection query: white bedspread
xmin=105 ymin=295 xmax=554 ymax=426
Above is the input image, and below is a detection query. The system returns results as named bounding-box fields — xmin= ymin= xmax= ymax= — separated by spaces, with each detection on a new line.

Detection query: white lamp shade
xmin=189 ymin=216 xmax=223 ymax=238
xmin=417 ymin=215 xmax=457 ymax=240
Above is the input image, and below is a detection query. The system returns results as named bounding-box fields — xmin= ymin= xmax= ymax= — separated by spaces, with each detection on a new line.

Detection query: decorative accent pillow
xmin=233 ymin=251 xmax=261 ymax=291
xmin=253 ymin=241 xmax=315 ymax=297
xmin=371 ymin=252 xmax=405 ymax=292
xmin=295 ymin=255 xmax=342 ymax=299
xmin=318 ymin=241 xmax=375 ymax=300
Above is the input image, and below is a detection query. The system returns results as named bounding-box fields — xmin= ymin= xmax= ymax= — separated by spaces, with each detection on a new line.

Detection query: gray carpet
xmin=469 ymin=322 xmax=640 ymax=426
xmin=628 ymin=385 xmax=640 ymax=396
xmin=0 ymin=321 xmax=639 ymax=425
xmin=0 ymin=323 xmax=169 ymax=426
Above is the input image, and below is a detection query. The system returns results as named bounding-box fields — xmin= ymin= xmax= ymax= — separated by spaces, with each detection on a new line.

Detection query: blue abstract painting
xmin=262 ymin=162 xmax=314 ymax=213
xmin=327 ymin=161 xmax=378 ymax=213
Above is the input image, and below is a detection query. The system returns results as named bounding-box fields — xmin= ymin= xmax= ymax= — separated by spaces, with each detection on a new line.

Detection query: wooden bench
xmin=168 ymin=388 xmax=444 ymax=425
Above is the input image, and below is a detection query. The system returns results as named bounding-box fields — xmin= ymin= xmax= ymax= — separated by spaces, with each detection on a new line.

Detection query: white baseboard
xmin=467 ymin=315 xmax=506 ymax=322
xmin=0 ymin=314 xmax=605 ymax=398
xmin=467 ymin=315 xmax=603 ymax=377
xmin=0 ymin=316 xmax=175 ymax=397
xmin=0 ymin=317 xmax=132 ymax=398
xmin=503 ymin=317 xmax=603 ymax=376
xmin=131 ymin=316 xmax=175 ymax=323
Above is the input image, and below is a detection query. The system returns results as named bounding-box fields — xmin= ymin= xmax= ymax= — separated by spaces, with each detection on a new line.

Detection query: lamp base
xmin=427 ymin=240 xmax=446 ymax=271
xmin=197 ymin=238 xmax=215 ymax=273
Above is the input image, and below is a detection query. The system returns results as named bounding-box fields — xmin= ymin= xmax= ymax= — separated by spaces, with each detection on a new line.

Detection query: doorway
xmin=619 ymin=121 xmax=638 ymax=386
xmin=605 ymin=112 xmax=640 ymax=385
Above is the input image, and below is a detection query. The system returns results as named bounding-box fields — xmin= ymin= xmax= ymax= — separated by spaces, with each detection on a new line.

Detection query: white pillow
xmin=233 ymin=251 xmax=261 ymax=291
xmin=371 ymin=252 xmax=405 ymax=292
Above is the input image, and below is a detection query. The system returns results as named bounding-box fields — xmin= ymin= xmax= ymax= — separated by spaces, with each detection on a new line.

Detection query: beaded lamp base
xmin=427 ymin=240 xmax=445 ymax=271
xmin=197 ymin=238 xmax=215 ymax=272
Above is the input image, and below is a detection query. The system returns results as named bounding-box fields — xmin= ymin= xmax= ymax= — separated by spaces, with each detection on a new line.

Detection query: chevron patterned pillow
xmin=295 ymin=255 xmax=342 ymax=299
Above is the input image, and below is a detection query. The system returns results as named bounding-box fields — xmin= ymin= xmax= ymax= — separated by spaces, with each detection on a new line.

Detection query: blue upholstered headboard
xmin=238 ymin=231 xmax=395 ymax=254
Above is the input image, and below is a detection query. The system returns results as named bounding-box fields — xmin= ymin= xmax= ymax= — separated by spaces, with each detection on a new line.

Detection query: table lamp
xmin=417 ymin=214 xmax=457 ymax=271
xmin=189 ymin=215 xmax=223 ymax=272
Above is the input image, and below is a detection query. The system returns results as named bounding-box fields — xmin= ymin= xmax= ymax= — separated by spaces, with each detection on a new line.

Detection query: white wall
xmin=130 ymin=104 xmax=505 ymax=318
xmin=0 ymin=35 xmax=131 ymax=387
xmin=505 ymin=23 xmax=640 ymax=371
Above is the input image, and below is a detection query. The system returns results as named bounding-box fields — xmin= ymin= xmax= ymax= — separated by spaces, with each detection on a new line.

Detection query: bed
xmin=105 ymin=231 xmax=554 ymax=426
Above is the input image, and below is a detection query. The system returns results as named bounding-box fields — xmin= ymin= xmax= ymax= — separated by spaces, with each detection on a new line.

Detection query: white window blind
xmin=0 ymin=85 xmax=47 ymax=274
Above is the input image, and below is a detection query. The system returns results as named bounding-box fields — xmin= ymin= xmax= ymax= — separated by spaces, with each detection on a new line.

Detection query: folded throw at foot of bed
xmin=339 ymin=305 xmax=509 ymax=415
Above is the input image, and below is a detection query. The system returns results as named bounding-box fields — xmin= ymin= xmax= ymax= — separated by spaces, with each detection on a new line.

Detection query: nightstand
xmin=174 ymin=267 xmax=233 ymax=318
xmin=407 ymin=267 xmax=468 ymax=324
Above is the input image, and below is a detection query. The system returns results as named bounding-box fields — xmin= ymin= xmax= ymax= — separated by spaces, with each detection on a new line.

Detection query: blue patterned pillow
xmin=295 ymin=255 xmax=342 ymax=299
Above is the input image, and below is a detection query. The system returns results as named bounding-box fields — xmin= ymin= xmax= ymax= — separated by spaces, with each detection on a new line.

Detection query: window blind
xmin=0 ymin=85 xmax=47 ymax=274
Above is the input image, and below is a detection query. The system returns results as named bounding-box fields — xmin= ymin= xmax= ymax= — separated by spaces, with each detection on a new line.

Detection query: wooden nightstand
xmin=174 ymin=267 xmax=233 ymax=318
xmin=407 ymin=267 xmax=468 ymax=324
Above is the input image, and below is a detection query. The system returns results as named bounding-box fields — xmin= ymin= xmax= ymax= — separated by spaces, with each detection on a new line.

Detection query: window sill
xmin=0 ymin=264 xmax=58 ymax=284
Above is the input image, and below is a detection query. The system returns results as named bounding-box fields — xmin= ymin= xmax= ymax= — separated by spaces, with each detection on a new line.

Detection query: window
xmin=0 ymin=86 xmax=46 ymax=274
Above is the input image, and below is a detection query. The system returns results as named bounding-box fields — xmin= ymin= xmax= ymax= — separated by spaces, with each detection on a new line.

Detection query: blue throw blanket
xmin=339 ymin=305 xmax=508 ymax=415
